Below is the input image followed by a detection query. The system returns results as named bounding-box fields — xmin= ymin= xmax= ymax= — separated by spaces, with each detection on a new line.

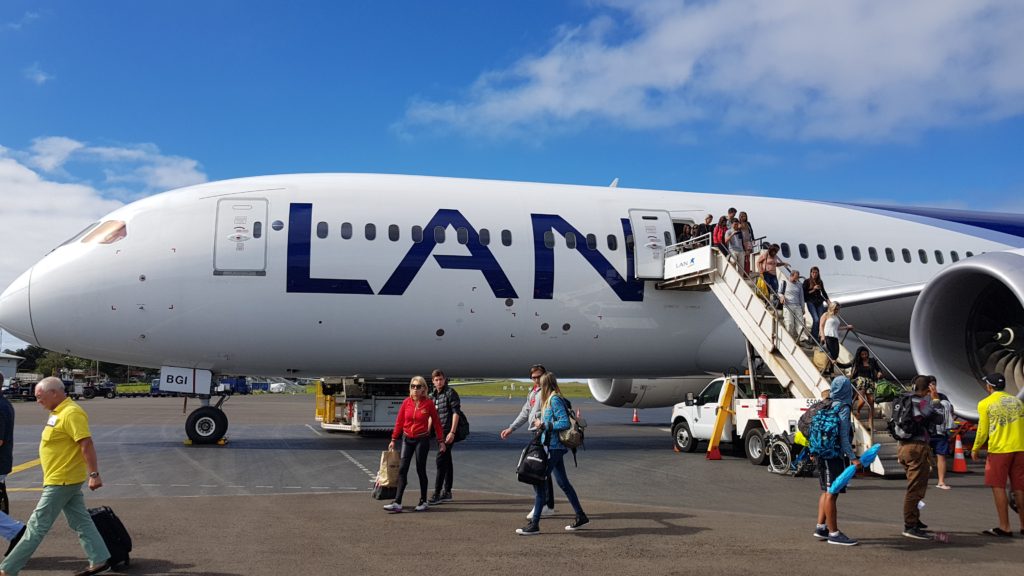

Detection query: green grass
xmin=452 ymin=380 xmax=592 ymax=399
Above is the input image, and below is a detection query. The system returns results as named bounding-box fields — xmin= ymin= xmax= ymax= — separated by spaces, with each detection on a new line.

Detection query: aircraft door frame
xmin=627 ymin=209 xmax=675 ymax=279
xmin=213 ymin=198 xmax=268 ymax=276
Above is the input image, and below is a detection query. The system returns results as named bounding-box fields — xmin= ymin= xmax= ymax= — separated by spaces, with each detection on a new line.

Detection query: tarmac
xmin=3 ymin=394 xmax=1023 ymax=575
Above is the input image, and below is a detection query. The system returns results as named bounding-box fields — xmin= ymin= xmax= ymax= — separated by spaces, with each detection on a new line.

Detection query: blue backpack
xmin=808 ymin=403 xmax=843 ymax=459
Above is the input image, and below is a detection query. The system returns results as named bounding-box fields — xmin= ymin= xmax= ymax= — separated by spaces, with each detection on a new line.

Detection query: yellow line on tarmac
xmin=9 ymin=459 xmax=41 ymax=475
xmin=7 ymin=488 xmax=42 ymax=492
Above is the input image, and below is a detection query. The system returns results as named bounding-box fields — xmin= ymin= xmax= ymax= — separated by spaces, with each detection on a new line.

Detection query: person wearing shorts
xmin=812 ymin=376 xmax=861 ymax=546
xmin=972 ymin=373 xmax=1024 ymax=537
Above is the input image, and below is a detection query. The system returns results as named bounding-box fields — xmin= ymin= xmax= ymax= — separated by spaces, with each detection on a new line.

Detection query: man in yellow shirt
xmin=971 ymin=373 xmax=1024 ymax=537
xmin=0 ymin=378 xmax=110 ymax=576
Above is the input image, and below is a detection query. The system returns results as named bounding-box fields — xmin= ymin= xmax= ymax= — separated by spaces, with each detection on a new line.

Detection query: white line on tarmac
xmin=658 ymin=427 xmax=671 ymax=432
xmin=305 ymin=424 xmax=323 ymax=436
xmin=339 ymin=450 xmax=376 ymax=479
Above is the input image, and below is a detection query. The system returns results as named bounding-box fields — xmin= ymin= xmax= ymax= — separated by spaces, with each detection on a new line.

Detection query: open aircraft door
xmin=214 ymin=198 xmax=268 ymax=276
xmin=628 ymin=209 xmax=675 ymax=279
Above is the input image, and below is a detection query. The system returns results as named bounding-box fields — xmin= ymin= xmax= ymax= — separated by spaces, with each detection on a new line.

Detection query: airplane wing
xmin=831 ymin=282 xmax=924 ymax=308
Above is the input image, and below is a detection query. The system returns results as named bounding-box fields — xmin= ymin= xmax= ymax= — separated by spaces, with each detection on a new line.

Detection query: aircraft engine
xmin=911 ymin=248 xmax=1024 ymax=420
xmin=587 ymin=376 xmax=713 ymax=409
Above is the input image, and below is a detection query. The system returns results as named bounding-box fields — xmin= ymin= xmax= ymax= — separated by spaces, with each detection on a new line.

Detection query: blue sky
xmin=1 ymin=0 xmax=1023 ymax=350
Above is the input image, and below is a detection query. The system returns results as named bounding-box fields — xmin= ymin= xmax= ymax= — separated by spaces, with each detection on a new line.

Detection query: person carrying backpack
xmin=894 ymin=375 xmax=945 ymax=540
xmin=811 ymin=376 xmax=860 ymax=546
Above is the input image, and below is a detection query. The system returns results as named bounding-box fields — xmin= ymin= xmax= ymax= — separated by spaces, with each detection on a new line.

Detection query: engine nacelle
xmin=911 ymin=249 xmax=1024 ymax=421
xmin=588 ymin=376 xmax=713 ymax=409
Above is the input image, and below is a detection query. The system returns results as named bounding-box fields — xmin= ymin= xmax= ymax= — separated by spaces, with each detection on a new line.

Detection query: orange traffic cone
xmin=952 ymin=434 xmax=968 ymax=473
xmin=632 ymin=409 xmax=640 ymax=423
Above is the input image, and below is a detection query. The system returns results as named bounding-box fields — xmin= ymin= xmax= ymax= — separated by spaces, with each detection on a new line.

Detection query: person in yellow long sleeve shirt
xmin=971 ymin=373 xmax=1024 ymax=537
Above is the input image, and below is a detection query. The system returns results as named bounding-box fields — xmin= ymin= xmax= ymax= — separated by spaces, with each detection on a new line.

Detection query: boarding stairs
xmin=658 ymin=241 xmax=900 ymax=476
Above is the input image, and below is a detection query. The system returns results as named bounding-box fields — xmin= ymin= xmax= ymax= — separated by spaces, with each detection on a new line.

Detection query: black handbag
xmin=454 ymin=409 xmax=469 ymax=442
xmin=516 ymin=430 xmax=550 ymax=485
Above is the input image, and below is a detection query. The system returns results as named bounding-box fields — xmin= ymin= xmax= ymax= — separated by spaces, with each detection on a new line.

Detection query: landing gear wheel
xmin=745 ymin=428 xmax=766 ymax=465
xmin=672 ymin=421 xmax=698 ymax=453
xmin=83 ymin=388 xmax=96 ymax=400
xmin=767 ymin=440 xmax=792 ymax=474
xmin=186 ymin=406 xmax=228 ymax=444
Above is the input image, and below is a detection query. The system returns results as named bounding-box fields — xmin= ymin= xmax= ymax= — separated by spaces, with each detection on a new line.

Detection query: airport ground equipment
xmin=705 ymin=376 xmax=736 ymax=460
xmin=661 ymin=241 xmax=902 ymax=475
xmin=315 ymin=377 xmax=406 ymax=433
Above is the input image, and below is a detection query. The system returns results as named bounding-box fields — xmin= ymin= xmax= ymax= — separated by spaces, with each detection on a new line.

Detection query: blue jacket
xmin=830 ymin=376 xmax=856 ymax=460
xmin=540 ymin=395 xmax=571 ymax=451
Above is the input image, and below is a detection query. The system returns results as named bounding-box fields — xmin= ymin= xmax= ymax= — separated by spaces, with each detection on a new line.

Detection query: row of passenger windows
xmin=314 ymin=222 xmax=629 ymax=251
xmin=779 ymin=243 xmax=974 ymax=265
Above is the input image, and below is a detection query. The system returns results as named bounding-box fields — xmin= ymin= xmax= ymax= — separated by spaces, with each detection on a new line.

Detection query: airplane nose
xmin=0 ymin=267 xmax=38 ymax=346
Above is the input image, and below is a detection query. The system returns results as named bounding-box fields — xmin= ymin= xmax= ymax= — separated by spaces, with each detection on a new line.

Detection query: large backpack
xmin=798 ymin=399 xmax=833 ymax=437
xmin=888 ymin=393 xmax=922 ymax=441
xmin=558 ymin=398 xmax=586 ymax=450
xmin=807 ymin=403 xmax=843 ymax=459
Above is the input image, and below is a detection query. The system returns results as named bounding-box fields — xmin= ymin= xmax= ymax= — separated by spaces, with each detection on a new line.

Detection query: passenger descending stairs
xmin=658 ymin=245 xmax=897 ymax=476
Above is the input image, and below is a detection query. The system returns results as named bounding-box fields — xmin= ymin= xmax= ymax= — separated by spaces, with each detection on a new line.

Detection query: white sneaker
xmin=383 ymin=502 xmax=402 ymax=512
xmin=526 ymin=506 xmax=555 ymax=520
xmin=414 ymin=501 xmax=429 ymax=512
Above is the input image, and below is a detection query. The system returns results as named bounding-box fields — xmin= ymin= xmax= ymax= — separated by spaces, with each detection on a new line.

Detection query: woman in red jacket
xmin=384 ymin=376 xmax=446 ymax=513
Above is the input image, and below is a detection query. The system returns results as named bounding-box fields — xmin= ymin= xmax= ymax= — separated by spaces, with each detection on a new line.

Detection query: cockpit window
xmin=60 ymin=222 xmax=100 ymax=247
xmin=81 ymin=220 xmax=127 ymax=244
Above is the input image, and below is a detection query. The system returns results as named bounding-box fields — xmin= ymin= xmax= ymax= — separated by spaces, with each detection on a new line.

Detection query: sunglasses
xmin=410 ymin=384 xmax=425 ymax=389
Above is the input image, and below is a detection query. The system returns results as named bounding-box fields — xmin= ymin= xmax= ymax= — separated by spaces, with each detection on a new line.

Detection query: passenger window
xmin=252 ymin=221 xmax=262 ymax=239
xmin=851 ymin=246 xmax=861 ymax=261
xmin=902 ymin=248 xmax=912 ymax=263
xmin=781 ymin=243 xmax=791 ymax=258
xmin=868 ymin=247 xmax=878 ymax=262
xmin=543 ymin=231 xmax=555 ymax=249
xmin=388 ymin=224 xmax=399 ymax=242
xmin=885 ymin=247 xmax=895 ymax=262
xmin=501 ymin=230 xmax=512 ymax=246
xmin=965 ymin=251 xmax=974 ymax=258
xmin=316 ymin=222 xmax=328 ymax=239
xmin=918 ymin=249 xmax=928 ymax=264
xmin=799 ymin=244 xmax=808 ymax=259
xmin=934 ymin=250 xmax=944 ymax=265
xmin=950 ymin=251 xmax=959 ymax=262
xmin=607 ymin=235 xmax=618 ymax=251
xmin=817 ymin=244 xmax=827 ymax=259
xmin=566 ymin=232 xmax=577 ymax=249
xmin=586 ymin=233 xmax=597 ymax=250
xmin=341 ymin=222 xmax=352 ymax=240
xmin=834 ymin=246 xmax=844 ymax=260
xmin=479 ymin=228 xmax=490 ymax=246
xmin=412 ymin=225 xmax=423 ymax=243
xmin=664 ymin=231 xmax=672 ymax=247
xmin=365 ymin=223 xmax=376 ymax=241
xmin=625 ymin=234 xmax=635 ymax=252
xmin=434 ymin=226 xmax=445 ymax=243
xmin=457 ymin=227 xmax=469 ymax=245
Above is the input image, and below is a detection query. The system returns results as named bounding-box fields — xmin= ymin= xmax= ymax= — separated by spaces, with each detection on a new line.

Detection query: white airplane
xmin=1 ymin=173 xmax=1022 ymax=442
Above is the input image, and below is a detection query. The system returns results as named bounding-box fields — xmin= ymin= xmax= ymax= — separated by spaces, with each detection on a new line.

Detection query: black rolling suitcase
xmin=88 ymin=506 xmax=132 ymax=569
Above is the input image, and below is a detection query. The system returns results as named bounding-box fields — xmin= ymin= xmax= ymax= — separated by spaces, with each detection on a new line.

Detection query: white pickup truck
xmin=670 ymin=375 xmax=821 ymax=465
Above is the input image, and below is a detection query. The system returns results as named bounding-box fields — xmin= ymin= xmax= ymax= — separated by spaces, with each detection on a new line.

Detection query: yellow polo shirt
xmin=39 ymin=397 xmax=91 ymax=485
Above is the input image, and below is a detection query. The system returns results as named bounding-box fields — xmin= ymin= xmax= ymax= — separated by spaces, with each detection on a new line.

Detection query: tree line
xmin=2 ymin=345 xmax=155 ymax=383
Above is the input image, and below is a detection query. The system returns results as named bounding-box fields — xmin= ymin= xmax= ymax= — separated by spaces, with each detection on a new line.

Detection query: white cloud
xmin=24 ymin=62 xmax=54 ymax=85
xmin=29 ymin=136 xmax=84 ymax=171
xmin=4 ymin=11 xmax=40 ymax=31
xmin=400 ymin=0 xmax=1024 ymax=142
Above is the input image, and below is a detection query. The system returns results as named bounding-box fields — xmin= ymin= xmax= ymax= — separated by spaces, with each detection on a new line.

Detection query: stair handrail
xmin=835 ymin=316 xmax=907 ymax=391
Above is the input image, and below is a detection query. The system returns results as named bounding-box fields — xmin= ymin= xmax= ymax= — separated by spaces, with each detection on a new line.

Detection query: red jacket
xmin=392 ymin=397 xmax=444 ymax=442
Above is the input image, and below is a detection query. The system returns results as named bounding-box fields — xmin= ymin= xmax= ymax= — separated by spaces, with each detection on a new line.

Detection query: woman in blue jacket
xmin=516 ymin=373 xmax=589 ymax=535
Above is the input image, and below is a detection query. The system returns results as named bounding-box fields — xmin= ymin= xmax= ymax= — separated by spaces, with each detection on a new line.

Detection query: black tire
xmin=185 ymin=406 xmax=229 ymax=444
xmin=672 ymin=421 xmax=699 ymax=453
xmin=105 ymin=390 xmax=116 ymax=399
xmin=767 ymin=440 xmax=792 ymax=474
xmin=745 ymin=428 xmax=767 ymax=465
xmin=83 ymin=388 xmax=96 ymax=400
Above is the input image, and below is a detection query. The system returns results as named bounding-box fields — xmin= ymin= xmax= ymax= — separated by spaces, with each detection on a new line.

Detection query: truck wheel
xmin=745 ymin=428 xmax=767 ymax=465
xmin=672 ymin=421 xmax=698 ymax=453
xmin=83 ymin=388 xmax=96 ymax=400
xmin=105 ymin=390 xmax=116 ymax=399
xmin=186 ymin=406 xmax=229 ymax=444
